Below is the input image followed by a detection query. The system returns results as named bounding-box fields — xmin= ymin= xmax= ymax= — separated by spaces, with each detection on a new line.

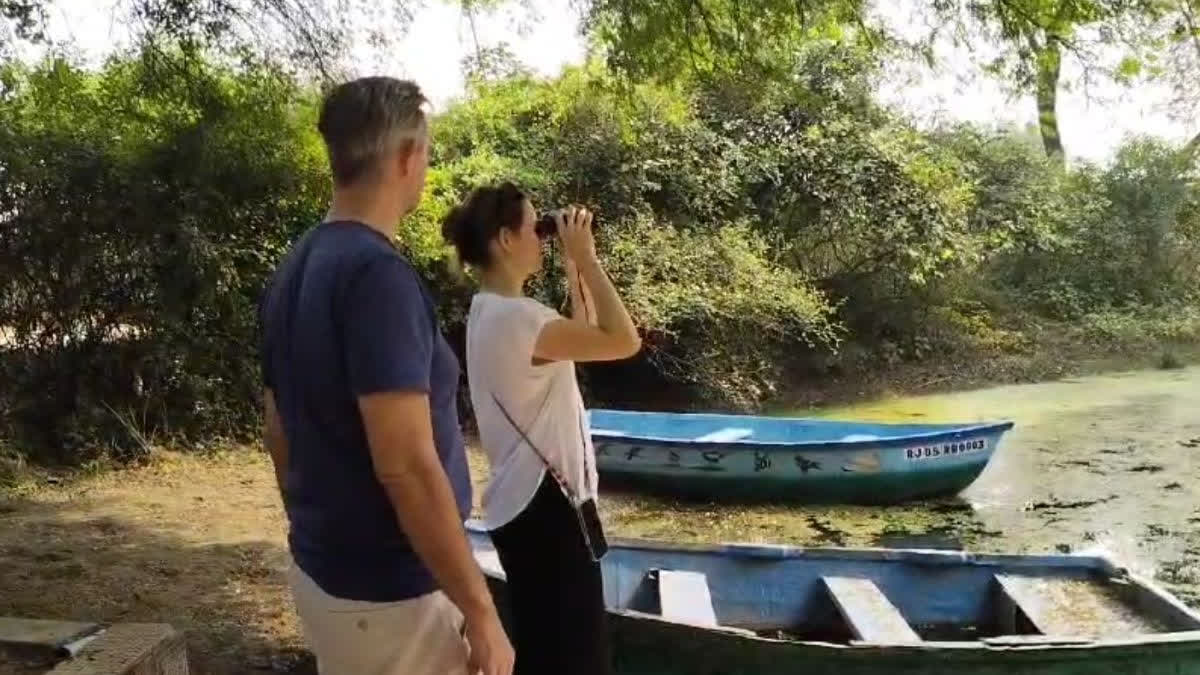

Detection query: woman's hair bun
xmin=440 ymin=203 xmax=468 ymax=249
xmin=440 ymin=182 xmax=527 ymax=269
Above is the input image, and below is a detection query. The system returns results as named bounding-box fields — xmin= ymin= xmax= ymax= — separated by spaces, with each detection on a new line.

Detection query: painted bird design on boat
xmin=795 ymin=456 xmax=822 ymax=474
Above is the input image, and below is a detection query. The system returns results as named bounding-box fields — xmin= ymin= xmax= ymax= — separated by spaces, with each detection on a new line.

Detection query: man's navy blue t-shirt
xmin=259 ymin=220 xmax=471 ymax=602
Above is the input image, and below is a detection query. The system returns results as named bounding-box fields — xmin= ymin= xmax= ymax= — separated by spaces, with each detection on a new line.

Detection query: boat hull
xmin=594 ymin=428 xmax=1006 ymax=504
xmin=607 ymin=614 xmax=1200 ymax=674
xmin=484 ymin=582 xmax=1200 ymax=673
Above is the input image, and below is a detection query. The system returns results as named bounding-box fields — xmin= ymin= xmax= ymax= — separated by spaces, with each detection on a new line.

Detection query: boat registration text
xmin=904 ymin=439 xmax=988 ymax=461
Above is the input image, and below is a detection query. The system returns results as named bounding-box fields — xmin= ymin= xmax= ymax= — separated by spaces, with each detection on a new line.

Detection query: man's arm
xmin=263 ymin=388 xmax=288 ymax=497
xmin=359 ymin=391 xmax=498 ymax=625
xmin=342 ymin=257 xmax=512 ymax=674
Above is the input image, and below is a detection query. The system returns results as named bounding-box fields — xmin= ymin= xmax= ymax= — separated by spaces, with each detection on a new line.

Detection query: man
xmin=259 ymin=77 xmax=514 ymax=675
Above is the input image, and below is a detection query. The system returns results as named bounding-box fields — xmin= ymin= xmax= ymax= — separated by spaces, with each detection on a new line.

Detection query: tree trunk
xmin=1035 ymin=38 xmax=1065 ymax=162
xmin=1177 ymin=1 xmax=1199 ymax=165
xmin=1185 ymin=129 xmax=1200 ymax=162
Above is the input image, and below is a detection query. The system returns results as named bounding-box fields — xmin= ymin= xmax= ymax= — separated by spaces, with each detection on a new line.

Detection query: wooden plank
xmin=995 ymin=573 xmax=1071 ymax=635
xmin=822 ymin=576 xmax=920 ymax=644
xmin=49 ymin=623 xmax=187 ymax=675
xmin=657 ymin=570 xmax=718 ymax=627
xmin=0 ymin=618 xmax=100 ymax=652
xmin=993 ymin=573 xmax=1158 ymax=639
xmin=474 ymin=548 xmax=504 ymax=578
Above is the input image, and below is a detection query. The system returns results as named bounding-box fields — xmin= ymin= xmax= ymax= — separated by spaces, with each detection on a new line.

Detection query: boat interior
xmin=588 ymin=409 xmax=1008 ymax=445
xmin=469 ymin=528 xmax=1200 ymax=646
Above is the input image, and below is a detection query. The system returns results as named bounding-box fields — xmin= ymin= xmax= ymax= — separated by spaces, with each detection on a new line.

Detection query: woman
xmin=441 ymin=182 xmax=640 ymax=675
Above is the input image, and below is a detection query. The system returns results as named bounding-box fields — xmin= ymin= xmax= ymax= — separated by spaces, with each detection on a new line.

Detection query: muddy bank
xmin=772 ymin=336 xmax=1200 ymax=413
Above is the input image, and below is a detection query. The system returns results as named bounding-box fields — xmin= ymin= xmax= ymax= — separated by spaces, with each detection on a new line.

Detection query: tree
xmin=580 ymin=0 xmax=882 ymax=86
xmin=418 ymin=68 xmax=844 ymax=407
xmin=1161 ymin=0 xmax=1200 ymax=159
xmin=1 ymin=0 xmax=44 ymax=42
xmin=576 ymin=0 xmax=1175 ymax=163
xmin=0 ymin=53 xmax=328 ymax=458
xmin=941 ymin=0 xmax=1165 ymax=162
xmin=1 ymin=0 xmax=419 ymax=79
xmin=459 ymin=0 xmax=532 ymax=82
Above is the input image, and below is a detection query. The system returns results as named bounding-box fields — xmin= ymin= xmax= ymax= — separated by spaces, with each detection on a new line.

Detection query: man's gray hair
xmin=317 ymin=77 xmax=429 ymax=187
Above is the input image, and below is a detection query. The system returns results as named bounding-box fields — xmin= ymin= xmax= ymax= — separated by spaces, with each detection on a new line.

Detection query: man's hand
xmin=465 ymin=610 xmax=515 ymax=675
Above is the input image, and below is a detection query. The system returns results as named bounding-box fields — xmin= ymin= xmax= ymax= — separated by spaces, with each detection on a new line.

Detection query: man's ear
xmin=394 ymin=139 xmax=419 ymax=177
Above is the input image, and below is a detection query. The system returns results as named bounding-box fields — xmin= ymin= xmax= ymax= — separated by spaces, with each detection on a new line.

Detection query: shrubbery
xmin=0 ymin=55 xmax=327 ymax=461
xmin=1 ymin=47 xmax=1197 ymax=462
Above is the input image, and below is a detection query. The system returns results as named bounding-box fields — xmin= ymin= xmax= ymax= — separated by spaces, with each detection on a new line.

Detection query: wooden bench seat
xmin=657 ymin=570 xmax=719 ymax=627
xmin=822 ymin=576 xmax=921 ymax=644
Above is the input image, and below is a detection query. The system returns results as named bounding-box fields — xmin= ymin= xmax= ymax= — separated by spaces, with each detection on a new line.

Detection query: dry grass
xmin=0 ymin=445 xmax=852 ymax=673
xmin=0 ymin=447 xmax=504 ymax=673
xmin=0 ymin=436 xmax=980 ymax=674
xmin=1 ymin=450 xmax=308 ymax=673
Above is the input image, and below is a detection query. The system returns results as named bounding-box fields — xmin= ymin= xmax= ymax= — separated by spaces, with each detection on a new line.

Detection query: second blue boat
xmin=588 ymin=409 xmax=1014 ymax=504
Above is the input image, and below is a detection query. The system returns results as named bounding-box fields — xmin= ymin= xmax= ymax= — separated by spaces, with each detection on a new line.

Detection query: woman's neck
xmin=479 ymin=265 xmax=525 ymax=298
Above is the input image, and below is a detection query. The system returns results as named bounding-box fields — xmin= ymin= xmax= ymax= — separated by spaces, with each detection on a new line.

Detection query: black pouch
xmin=574 ymin=497 xmax=609 ymax=561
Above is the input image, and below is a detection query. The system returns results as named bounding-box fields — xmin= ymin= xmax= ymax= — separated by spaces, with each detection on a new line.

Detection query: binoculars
xmin=535 ymin=208 xmax=597 ymax=239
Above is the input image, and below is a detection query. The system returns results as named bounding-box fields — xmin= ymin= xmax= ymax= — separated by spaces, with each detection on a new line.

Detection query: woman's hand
xmin=536 ymin=205 xmax=640 ymax=363
xmin=556 ymin=206 xmax=596 ymax=265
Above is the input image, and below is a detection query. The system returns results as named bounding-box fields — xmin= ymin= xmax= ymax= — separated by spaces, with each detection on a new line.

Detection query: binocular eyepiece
xmin=534 ymin=212 xmax=560 ymax=240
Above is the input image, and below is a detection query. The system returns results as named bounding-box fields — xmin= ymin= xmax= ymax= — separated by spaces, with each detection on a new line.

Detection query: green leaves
xmin=583 ymin=0 xmax=876 ymax=87
xmin=0 ymin=52 xmax=326 ymax=458
xmin=1116 ymin=54 xmax=1145 ymax=80
xmin=409 ymin=64 xmax=856 ymax=407
xmin=3 ymin=4 xmax=1196 ymax=455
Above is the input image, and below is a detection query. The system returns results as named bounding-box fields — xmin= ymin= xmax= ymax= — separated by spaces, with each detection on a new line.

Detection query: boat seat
xmin=822 ymin=576 xmax=921 ymax=644
xmin=473 ymin=548 xmax=503 ymax=578
xmin=994 ymin=574 xmax=1084 ymax=636
xmin=656 ymin=570 xmax=718 ymax=627
xmin=693 ymin=428 xmax=753 ymax=443
xmin=993 ymin=574 xmax=1145 ymax=638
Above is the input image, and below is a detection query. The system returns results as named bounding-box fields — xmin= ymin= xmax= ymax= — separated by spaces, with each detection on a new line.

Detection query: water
xmin=600 ymin=366 xmax=1200 ymax=605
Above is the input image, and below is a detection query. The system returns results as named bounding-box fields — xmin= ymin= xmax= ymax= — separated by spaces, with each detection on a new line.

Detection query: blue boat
xmin=587 ymin=409 xmax=1014 ymax=503
xmin=468 ymin=524 xmax=1200 ymax=674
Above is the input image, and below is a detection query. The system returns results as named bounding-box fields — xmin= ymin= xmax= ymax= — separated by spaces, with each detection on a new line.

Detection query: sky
xmin=25 ymin=0 xmax=1194 ymax=164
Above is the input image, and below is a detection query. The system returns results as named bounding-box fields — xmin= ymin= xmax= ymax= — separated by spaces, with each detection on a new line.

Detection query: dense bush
xmin=414 ymin=69 xmax=843 ymax=408
xmin=1 ymin=46 xmax=1198 ymax=463
xmin=0 ymin=54 xmax=327 ymax=461
xmin=934 ymin=130 xmax=1200 ymax=320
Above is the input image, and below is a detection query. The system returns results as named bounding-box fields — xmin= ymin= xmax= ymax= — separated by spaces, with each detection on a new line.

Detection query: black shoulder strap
xmin=490 ymin=389 xmax=579 ymax=500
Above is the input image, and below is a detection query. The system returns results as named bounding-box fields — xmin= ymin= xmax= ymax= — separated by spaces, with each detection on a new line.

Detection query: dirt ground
xmin=0 ymin=449 xmax=346 ymax=673
xmin=0 ymin=446 xmax=855 ymax=673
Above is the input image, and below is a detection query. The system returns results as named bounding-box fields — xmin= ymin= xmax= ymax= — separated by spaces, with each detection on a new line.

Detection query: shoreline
xmin=769 ymin=338 xmax=1200 ymax=415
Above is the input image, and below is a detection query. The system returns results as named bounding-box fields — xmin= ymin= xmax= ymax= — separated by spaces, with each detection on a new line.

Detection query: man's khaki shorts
xmin=288 ymin=563 xmax=470 ymax=675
